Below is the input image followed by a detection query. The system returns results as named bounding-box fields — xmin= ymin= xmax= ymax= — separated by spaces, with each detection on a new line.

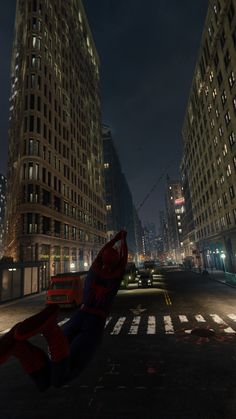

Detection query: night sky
xmin=0 ymin=0 xmax=208 ymax=230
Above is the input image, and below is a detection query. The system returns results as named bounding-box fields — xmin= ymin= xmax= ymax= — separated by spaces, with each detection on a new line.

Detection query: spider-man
xmin=0 ymin=230 xmax=128 ymax=391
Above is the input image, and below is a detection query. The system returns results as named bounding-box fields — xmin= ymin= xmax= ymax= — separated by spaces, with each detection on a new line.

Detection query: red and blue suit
xmin=0 ymin=231 xmax=128 ymax=391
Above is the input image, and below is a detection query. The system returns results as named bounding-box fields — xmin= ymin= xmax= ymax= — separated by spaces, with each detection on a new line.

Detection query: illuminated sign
xmin=175 ymin=197 xmax=185 ymax=206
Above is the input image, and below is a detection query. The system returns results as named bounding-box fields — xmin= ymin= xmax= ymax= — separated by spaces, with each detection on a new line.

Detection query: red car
xmin=46 ymin=271 xmax=87 ymax=308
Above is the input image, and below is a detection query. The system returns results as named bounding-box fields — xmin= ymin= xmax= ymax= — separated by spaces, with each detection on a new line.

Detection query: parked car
xmin=46 ymin=271 xmax=87 ymax=307
xmin=137 ymin=270 xmax=153 ymax=288
xmin=120 ymin=262 xmax=137 ymax=289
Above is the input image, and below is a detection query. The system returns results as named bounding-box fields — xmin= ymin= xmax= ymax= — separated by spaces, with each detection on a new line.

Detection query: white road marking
xmin=164 ymin=315 xmax=174 ymax=334
xmin=179 ymin=315 xmax=188 ymax=323
xmin=128 ymin=316 xmax=141 ymax=334
xmin=227 ymin=314 xmax=236 ymax=322
xmin=110 ymin=317 xmax=126 ymax=335
xmin=210 ymin=314 xmax=235 ymax=333
xmin=1 ymin=313 xmax=236 ymax=336
xmin=58 ymin=318 xmax=70 ymax=326
xmin=147 ymin=316 xmax=156 ymax=334
xmin=195 ymin=315 xmax=206 ymax=322
xmin=105 ymin=317 xmax=112 ymax=327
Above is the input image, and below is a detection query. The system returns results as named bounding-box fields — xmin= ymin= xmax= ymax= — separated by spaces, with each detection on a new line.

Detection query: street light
xmin=220 ymin=253 xmax=226 ymax=272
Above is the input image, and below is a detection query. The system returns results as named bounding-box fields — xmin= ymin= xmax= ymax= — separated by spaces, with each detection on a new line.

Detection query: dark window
xmin=220 ymin=29 xmax=226 ymax=49
xmin=42 ymin=216 xmax=50 ymax=235
xmin=224 ymin=49 xmax=231 ymax=69
xmin=42 ymin=189 xmax=51 ymax=205
xmin=217 ymin=70 xmax=223 ymax=87
xmin=29 ymin=115 xmax=34 ymax=131
xmin=30 ymin=94 xmax=35 ymax=109
xmin=37 ymin=117 xmax=41 ymax=133
xmin=37 ymin=96 xmax=41 ymax=111
xmin=228 ymin=1 xmax=235 ymax=25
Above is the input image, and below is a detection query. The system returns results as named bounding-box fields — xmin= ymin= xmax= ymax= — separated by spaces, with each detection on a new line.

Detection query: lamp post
xmin=220 ymin=253 xmax=226 ymax=272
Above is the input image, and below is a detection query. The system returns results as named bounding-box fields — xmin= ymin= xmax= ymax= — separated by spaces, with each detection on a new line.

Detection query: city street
xmin=1 ymin=268 xmax=236 ymax=419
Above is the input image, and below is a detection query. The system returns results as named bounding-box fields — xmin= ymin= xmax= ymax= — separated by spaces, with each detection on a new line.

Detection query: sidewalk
xmin=192 ymin=268 xmax=236 ymax=289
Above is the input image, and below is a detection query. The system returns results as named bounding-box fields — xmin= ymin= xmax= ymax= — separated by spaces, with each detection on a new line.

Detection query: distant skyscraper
xmin=4 ymin=0 xmax=106 ymax=280
xmin=0 ymin=175 xmax=7 ymax=259
xmin=182 ymin=0 xmax=236 ymax=272
xmin=102 ymin=124 xmax=137 ymax=255
xmin=165 ymin=177 xmax=184 ymax=263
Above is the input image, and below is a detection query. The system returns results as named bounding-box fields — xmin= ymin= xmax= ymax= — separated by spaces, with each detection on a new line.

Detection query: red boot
xmin=0 ymin=324 xmax=46 ymax=374
xmin=0 ymin=323 xmax=21 ymax=364
xmin=14 ymin=305 xmax=59 ymax=340
xmin=14 ymin=305 xmax=69 ymax=362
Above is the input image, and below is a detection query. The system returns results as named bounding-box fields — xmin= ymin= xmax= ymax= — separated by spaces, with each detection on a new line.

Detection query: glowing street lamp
xmin=220 ymin=252 xmax=226 ymax=272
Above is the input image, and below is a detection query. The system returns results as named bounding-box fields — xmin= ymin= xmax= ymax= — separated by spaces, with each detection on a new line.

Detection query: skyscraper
xmin=102 ymin=124 xmax=137 ymax=256
xmin=0 ymin=174 xmax=7 ymax=259
xmin=4 ymin=0 xmax=106 ymax=279
xmin=182 ymin=0 xmax=236 ymax=272
xmin=165 ymin=177 xmax=184 ymax=263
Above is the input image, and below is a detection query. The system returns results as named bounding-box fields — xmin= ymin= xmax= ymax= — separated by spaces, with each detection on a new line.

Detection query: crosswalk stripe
xmin=105 ymin=317 xmax=112 ymax=327
xmin=164 ymin=315 xmax=174 ymax=334
xmin=227 ymin=314 xmax=236 ymax=322
xmin=179 ymin=315 xmax=188 ymax=323
xmin=128 ymin=316 xmax=141 ymax=335
xmin=210 ymin=314 xmax=227 ymax=324
xmin=2 ymin=313 xmax=236 ymax=337
xmin=195 ymin=315 xmax=206 ymax=322
xmin=110 ymin=317 xmax=126 ymax=335
xmin=147 ymin=316 xmax=156 ymax=334
xmin=210 ymin=314 xmax=236 ymax=333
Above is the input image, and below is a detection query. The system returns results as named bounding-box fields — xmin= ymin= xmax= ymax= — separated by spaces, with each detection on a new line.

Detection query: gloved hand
xmin=114 ymin=230 xmax=127 ymax=241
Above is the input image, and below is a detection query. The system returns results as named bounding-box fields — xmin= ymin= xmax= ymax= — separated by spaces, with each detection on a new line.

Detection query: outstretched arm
xmin=91 ymin=230 xmax=126 ymax=272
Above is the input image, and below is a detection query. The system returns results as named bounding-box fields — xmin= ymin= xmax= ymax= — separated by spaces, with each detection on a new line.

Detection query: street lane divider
xmin=164 ymin=291 xmax=172 ymax=306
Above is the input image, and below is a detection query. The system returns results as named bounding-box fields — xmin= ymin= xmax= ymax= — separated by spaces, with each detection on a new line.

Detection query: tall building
xmin=4 ymin=0 xmax=107 ymax=281
xmin=0 ymin=175 xmax=7 ymax=259
xmin=102 ymin=124 xmax=137 ymax=256
xmin=165 ymin=177 xmax=185 ymax=263
xmin=182 ymin=0 xmax=236 ymax=272
xmin=143 ymin=222 xmax=157 ymax=259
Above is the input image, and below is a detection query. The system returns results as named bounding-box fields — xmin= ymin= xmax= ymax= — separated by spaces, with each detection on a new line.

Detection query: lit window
xmin=218 ymin=126 xmax=224 ymax=137
xmin=209 ymin=71 xmax=214 ymax=83
xmin=212 ymin=88 xmax=217 ymax=99
xmin=229 ymin=132 xmax=236 ymax=147
xmin=220 ymin=175 xmax=225 ymax=184
xmin=228 ymin=71 xmax=235 ymax=88
xmin=223 ymin=144 xmax=228 ymax=156
xmin=104 ymin=163 xmax=109 ymax=169
xmin=221 ymin=90 xmax=227 ymax=105
xmin=225 ymin=110 xmax=231 ymax=125
xmin=106 ymin=205 xmax=111 ymax=211
xmin=226 ymin=164 xmax=232 ymax=176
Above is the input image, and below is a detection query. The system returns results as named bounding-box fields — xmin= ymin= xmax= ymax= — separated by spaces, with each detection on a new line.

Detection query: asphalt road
xmin=1 ymin=268 xmax=236 ymax=419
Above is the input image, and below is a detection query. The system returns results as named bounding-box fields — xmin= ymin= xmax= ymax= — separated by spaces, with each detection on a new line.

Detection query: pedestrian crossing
xmin=1 ymin=313 xmax=236 ymax=336
xmin=103 ymin=313 xmax=236 ymax=336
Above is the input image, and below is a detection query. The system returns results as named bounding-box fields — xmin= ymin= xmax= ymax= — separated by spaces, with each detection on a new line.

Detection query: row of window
xmin=23 ymin=184 xmax=106 ymax=231
xmin=24 ymin=212 xmax=105 ymax=243
xmin=22 ymin=163 xmax=106 ymax=220
xmin=196 ymin=207 xmax=236 ymax=240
